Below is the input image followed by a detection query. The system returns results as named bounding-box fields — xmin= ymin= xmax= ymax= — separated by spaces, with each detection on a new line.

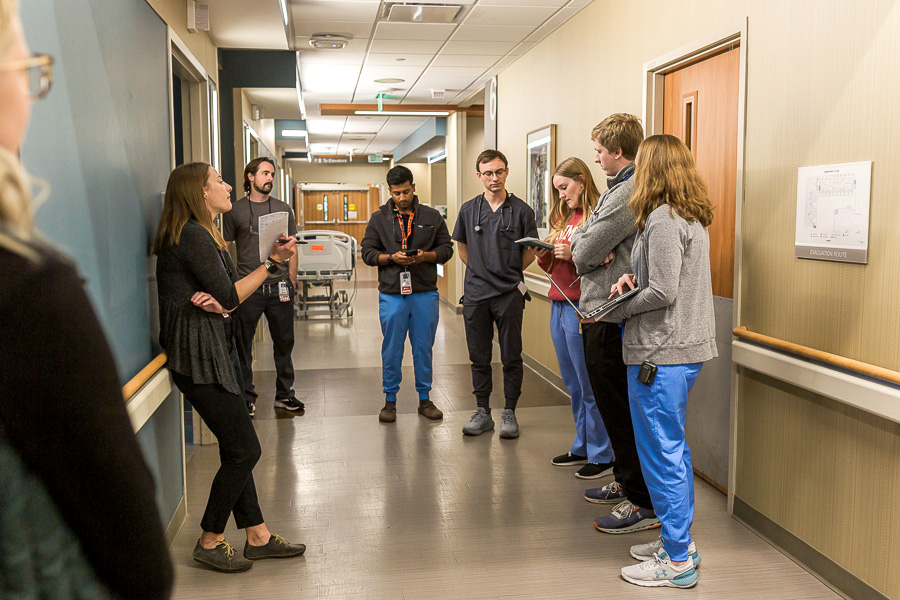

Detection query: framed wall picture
xmin=526 ymin=124 xmax=556 ymax=236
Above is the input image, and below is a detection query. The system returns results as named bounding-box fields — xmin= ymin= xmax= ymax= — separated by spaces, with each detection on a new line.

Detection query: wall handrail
xmin=122 ymin=353 xmax=168 ymax=400
xmin=733 ymin=326 xmax=900 ymax=386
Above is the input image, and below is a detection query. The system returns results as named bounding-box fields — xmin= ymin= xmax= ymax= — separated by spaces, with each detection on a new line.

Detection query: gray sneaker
xmin=192 ymin=539 xmax=253 ymax=573
xmin=630 ymin=536 xmax=701 ymax=568
xmin=499 ymin=408 xmax=519 ymax=439
xmin=462 ymin=407 xmax=494 ymax=436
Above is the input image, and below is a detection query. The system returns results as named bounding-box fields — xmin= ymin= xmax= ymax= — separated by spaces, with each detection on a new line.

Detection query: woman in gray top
xmin=607 ymin=135 xmax=716 ymax=589
xmin=153 ymin=163 xmax=304 ymax=573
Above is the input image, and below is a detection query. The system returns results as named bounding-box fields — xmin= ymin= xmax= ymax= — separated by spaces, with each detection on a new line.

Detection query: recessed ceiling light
xmin=309 ymin=34 xmax=349 ymax=49
xmin=374 ymin=78 xmax=405 ymax=84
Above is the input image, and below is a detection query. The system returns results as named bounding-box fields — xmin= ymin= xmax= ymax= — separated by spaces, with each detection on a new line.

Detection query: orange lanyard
xmin=397 ymin=211 xmax=414 ymax=250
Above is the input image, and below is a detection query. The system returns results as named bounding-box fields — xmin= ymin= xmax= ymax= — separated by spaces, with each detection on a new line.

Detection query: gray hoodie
xmin=606 ymin=204 xmax=717 ymax=366
xmin=570 ymin=163 xmax=638 ymax=318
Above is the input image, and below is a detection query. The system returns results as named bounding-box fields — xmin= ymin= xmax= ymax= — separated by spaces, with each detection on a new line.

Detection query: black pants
xmin=462 ymin=291 xmax=525 ymax=410
xmin=581 ymin=320 xmax=653 ymax=510
xmin=234 ymin=281 xmax=296 ymax=403
xmin=172 ymin=370 xmax=263 ymax=533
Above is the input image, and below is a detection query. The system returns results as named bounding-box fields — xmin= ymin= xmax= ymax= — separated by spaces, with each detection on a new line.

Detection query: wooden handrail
xmin=733 ymin=326 xmax=900 ymax=385
xmin=122 ymin=353 xmax=168 ymax=400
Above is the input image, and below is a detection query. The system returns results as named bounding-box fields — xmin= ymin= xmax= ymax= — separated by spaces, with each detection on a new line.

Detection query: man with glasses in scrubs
xmin=452 ymin=150 xmax=538 ymax=439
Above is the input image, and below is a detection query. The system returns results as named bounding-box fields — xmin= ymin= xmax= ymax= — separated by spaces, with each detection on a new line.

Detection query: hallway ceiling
xmin=207 ymin=0 xmax=593 ymax=159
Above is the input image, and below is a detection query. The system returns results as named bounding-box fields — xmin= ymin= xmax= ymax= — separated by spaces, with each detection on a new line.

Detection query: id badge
xmin=278 ymin=280 xmax=290 ymax=302
xmin=399 ymin=271 xmax=412 ymax=295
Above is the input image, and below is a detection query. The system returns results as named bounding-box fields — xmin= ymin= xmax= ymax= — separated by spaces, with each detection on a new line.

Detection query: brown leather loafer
xmin=379 ymin=402 xmax=397 ymax=423
xmin=417 ymin=400 xmax=443 ymax=420
xmin=243 ymin=533 xmax=306 ymax=560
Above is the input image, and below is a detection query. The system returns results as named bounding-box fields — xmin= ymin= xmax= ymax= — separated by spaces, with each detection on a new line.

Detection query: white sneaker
xmin=621 ymin=550 xmax=698 ymax=588
xmin=630 ymin=536 xmax=701 ymax=567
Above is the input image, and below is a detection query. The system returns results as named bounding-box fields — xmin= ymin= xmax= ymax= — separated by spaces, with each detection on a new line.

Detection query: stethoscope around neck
xmin=474 ymin=192 xmax=511 ymax=233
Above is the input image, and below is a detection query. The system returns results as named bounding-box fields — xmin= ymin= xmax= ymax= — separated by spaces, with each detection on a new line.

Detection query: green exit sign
xmin=368 ymin=154 xmax=383 ymax=163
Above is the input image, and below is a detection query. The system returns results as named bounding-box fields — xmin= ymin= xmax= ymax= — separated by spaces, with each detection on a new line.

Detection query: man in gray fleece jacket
xmin=569 ymin=113 xmax=658 ymax=534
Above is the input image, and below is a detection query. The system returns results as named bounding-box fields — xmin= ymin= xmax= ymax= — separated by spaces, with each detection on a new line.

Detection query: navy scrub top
xmin=452 ymin=192 xmax=538 ymax=303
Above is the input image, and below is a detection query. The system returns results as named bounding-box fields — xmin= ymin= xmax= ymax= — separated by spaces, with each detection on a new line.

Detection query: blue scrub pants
xmin=378 ymin=290 xmax=440 ymax=400
xmin=627 ymin=362 xmax=702 ymax=562
xmin=550 ymin=301 xmax=614 ymax=463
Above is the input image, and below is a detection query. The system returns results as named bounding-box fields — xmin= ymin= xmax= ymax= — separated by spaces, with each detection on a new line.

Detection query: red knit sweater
xmin=537 ymin=209 xmax=584 ymax=302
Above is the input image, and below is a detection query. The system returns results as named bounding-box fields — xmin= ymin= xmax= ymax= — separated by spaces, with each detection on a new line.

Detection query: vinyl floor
xmin=170 ymin=266 xmax=840 ymax=599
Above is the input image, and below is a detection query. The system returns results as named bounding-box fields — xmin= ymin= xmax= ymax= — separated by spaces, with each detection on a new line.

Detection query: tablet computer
xmin=581 ymin=286 xmax=640 ymax=321
xmin=515 ymin=237 xmax=554 ymax=251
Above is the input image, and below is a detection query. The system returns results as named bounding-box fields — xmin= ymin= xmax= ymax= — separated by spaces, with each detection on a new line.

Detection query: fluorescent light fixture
xmin=281 ymin=129 xmax=308 ymax=138
xmin=295 ymin=53 xmax=307 ymax=121
xmin=355 ymin=110 xmax=450 ymax=117
xmin=527 ymin=136 xmax=551 ymax=149
xmin=427 ymin=149 xmax=447 ymax=164
xmin=278 ymin=0 xmax=289 ymax=27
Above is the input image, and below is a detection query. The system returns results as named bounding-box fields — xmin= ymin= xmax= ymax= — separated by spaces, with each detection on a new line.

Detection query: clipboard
xmin=516 ymin=237 xmax=554 ymax=251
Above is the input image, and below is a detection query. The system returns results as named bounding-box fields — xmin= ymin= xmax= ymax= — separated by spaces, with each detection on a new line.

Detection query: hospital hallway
xmin=169 ymin=264 xmax=839 ymax=599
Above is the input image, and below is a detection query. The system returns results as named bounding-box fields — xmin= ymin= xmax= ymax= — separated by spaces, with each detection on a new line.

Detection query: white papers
xmin=794 ymin=161 xmax=871 ymax=263
xmin=258 ymin=211 xmax=289 ymax=262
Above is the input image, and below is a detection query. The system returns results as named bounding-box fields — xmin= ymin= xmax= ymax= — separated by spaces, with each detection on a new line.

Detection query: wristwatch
xmin=264 ymin=257 xmax=280 ymax=274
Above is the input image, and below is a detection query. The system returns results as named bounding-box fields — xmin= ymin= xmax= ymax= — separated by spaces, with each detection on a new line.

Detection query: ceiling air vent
xmin=380 ymin=3 xmax=465 ymax=24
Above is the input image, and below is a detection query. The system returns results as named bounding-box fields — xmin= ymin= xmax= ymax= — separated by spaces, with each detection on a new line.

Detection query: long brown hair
xmin=630 ymin=134 xmax=713 ymax=231
xmin=546 ymin=157 xmax=600 ymax=243
xmin=152 ymin=162 xmax=226 ymax=254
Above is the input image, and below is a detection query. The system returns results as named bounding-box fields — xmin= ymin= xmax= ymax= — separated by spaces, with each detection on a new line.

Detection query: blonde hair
xmin=630 ymin=134 xmax=713 ymax=231
xmin=152 ymin=162 xmax=226 ymax=254
xmin=546 ymin=157 xmax=599 ymax=243
xmin=590 ymin=113 xmax=644 ymax=160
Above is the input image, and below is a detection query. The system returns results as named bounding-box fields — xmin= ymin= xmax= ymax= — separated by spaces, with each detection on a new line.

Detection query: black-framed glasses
xmin=0 ymin=53 xmax=54 ymax=100
xmin=479 ymin=167 xmax=507 ymax=179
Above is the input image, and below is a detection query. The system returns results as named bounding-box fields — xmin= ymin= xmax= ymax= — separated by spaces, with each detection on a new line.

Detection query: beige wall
xmin=145 ymin=0 xmax=218 ymax=79
xmin=496 ymin=0 xmax=900 ymax=596
xmin=291 ymin=162 xmax=389 ymax=190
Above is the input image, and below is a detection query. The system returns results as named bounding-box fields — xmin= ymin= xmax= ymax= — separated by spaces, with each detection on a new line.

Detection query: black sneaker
xmin=551 ymin=452 xmax=588 ymax=467
xmin=275 ymin=397 xmax=305 ymax=411
xmin=193 ymin=539 xmax=253 ymax=573
xmin=243 ymin=533 xmax=306 ymax=560
xmin=575 ymin=461 xmax=614 ymax=480
xmin=246 ymin=402 xmax=256 ymax=418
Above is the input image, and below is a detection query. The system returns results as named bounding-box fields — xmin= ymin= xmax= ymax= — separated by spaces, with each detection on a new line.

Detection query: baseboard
xmin=439 ymin=295 xmax=462 ymax=313
xmin=164 ymin=494 xmax=187 ymax=548
xmin=733 ymin=496 xmax=887 ymax=600
xmin=522 ymin=352 xmax=566 ymax=395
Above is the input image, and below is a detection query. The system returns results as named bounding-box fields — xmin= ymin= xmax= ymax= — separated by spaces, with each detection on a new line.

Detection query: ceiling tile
xmin=475 ymin=0 xmax=567 ymax=5
xmin=369 ymin=39 xmax=445 ymax=54
xmin=525 ymin=25 xmax=555 ymax=43
xmin=373 ymin=22 xmax=457 ymax=41
xmin=441 ymin=40 xmax=517 ymax=55
xmin=424 ymin=65 xmax=487 ymax=79
xmin=307 ymin=117 xmax=348 ymax=135
xmin=298 ymin=50 xmax=366 ymax=66
xmin=508 ymin=41 xmax=537 ymax=56
xmin=291 ymin=1 xmax=380 ymax=22
xmin=451 ymin=24 xmax=535 ymax=42
xmin=300 ymin=64 xmax=361 ymax=94
xmin=365 ymin=53 xmax=433 ymax=67
xmin=358 ymin=64 xmax=428 ymax=83
xmin=430 ymin=53 xmax=498 ymax=68
xmin=465 ymin=5 xmax=558 ymax=26
xmin=411 ymin=76 xmax=477 ymax=90
xmin=344 ymin=115 xmax=389 ymax=129
xmin=293 ymin=20 xmax=373 ymax=38
xmin=542 ymin=6 xmax=583 ymax=29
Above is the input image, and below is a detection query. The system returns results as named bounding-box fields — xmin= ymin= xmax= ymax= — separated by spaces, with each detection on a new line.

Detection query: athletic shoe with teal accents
xmin=630 ymin=536 xmax=701 ymax=568
xmin=620 ymin=549 xmax=698 ymax=588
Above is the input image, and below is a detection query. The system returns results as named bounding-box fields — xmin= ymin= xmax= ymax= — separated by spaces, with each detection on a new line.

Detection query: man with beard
xmin=223 ymin=157 xmax=302 ymax=417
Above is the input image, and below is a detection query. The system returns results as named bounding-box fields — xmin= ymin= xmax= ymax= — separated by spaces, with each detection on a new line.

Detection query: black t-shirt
xmin=451 ymin=192 xmax=538 ymax=303
xmin=221 ymin=196 xmax=297 ymax=282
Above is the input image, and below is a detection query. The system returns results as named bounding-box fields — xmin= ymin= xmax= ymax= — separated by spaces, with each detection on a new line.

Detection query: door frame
xmin=641 ymin=19 xmax=748 ymax=515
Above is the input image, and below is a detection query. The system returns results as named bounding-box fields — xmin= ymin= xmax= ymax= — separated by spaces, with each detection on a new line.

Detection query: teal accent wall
xmin=19 ymin=0 xmax=184 ymax=526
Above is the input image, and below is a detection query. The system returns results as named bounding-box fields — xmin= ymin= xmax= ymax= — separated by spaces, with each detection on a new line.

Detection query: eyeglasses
xmin=0 ymin=53 xmax=55 ymax=100
xmin=479 ymin=168 xmax=507 ymax=179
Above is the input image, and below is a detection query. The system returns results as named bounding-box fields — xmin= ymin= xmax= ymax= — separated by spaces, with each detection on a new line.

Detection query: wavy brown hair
xmin=152 ymin=162 xmax=226 ymax=254
xmin=546 ymin=157 xmax=599 ymax=243
xmin=630 ymin=134 xmax=713 ymax=231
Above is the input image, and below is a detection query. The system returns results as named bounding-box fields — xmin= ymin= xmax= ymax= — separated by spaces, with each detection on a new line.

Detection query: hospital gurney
xmin=294 ymin=230 xmax=357 ymax=319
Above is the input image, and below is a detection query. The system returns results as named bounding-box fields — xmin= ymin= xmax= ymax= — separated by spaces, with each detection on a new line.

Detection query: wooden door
xmin=300 ymin=189 xmax=376 ymax=245
xmin=663 ymin=47 xmax=739 ymax=299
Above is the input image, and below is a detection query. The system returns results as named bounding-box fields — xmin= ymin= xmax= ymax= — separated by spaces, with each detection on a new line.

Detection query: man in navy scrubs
xmin=452 ymin=150 xmax=538 ymax=439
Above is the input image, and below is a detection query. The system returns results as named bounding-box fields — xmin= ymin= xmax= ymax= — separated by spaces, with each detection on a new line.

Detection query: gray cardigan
xmin=156 ymin=221 xmax=242 ymax=394
xmin=570 ymin=163 xmax=638 ymax=317
xmin=607 ymin=204 xmax=717 ymax=365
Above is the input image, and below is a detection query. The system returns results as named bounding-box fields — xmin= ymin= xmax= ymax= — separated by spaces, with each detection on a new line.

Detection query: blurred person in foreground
xmin=0 ymin=0 xmax=173 ymax=597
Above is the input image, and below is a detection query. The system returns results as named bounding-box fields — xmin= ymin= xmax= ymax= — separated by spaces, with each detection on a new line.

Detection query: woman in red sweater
xmin=534 ymin=157 xmax=616 ymax=479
